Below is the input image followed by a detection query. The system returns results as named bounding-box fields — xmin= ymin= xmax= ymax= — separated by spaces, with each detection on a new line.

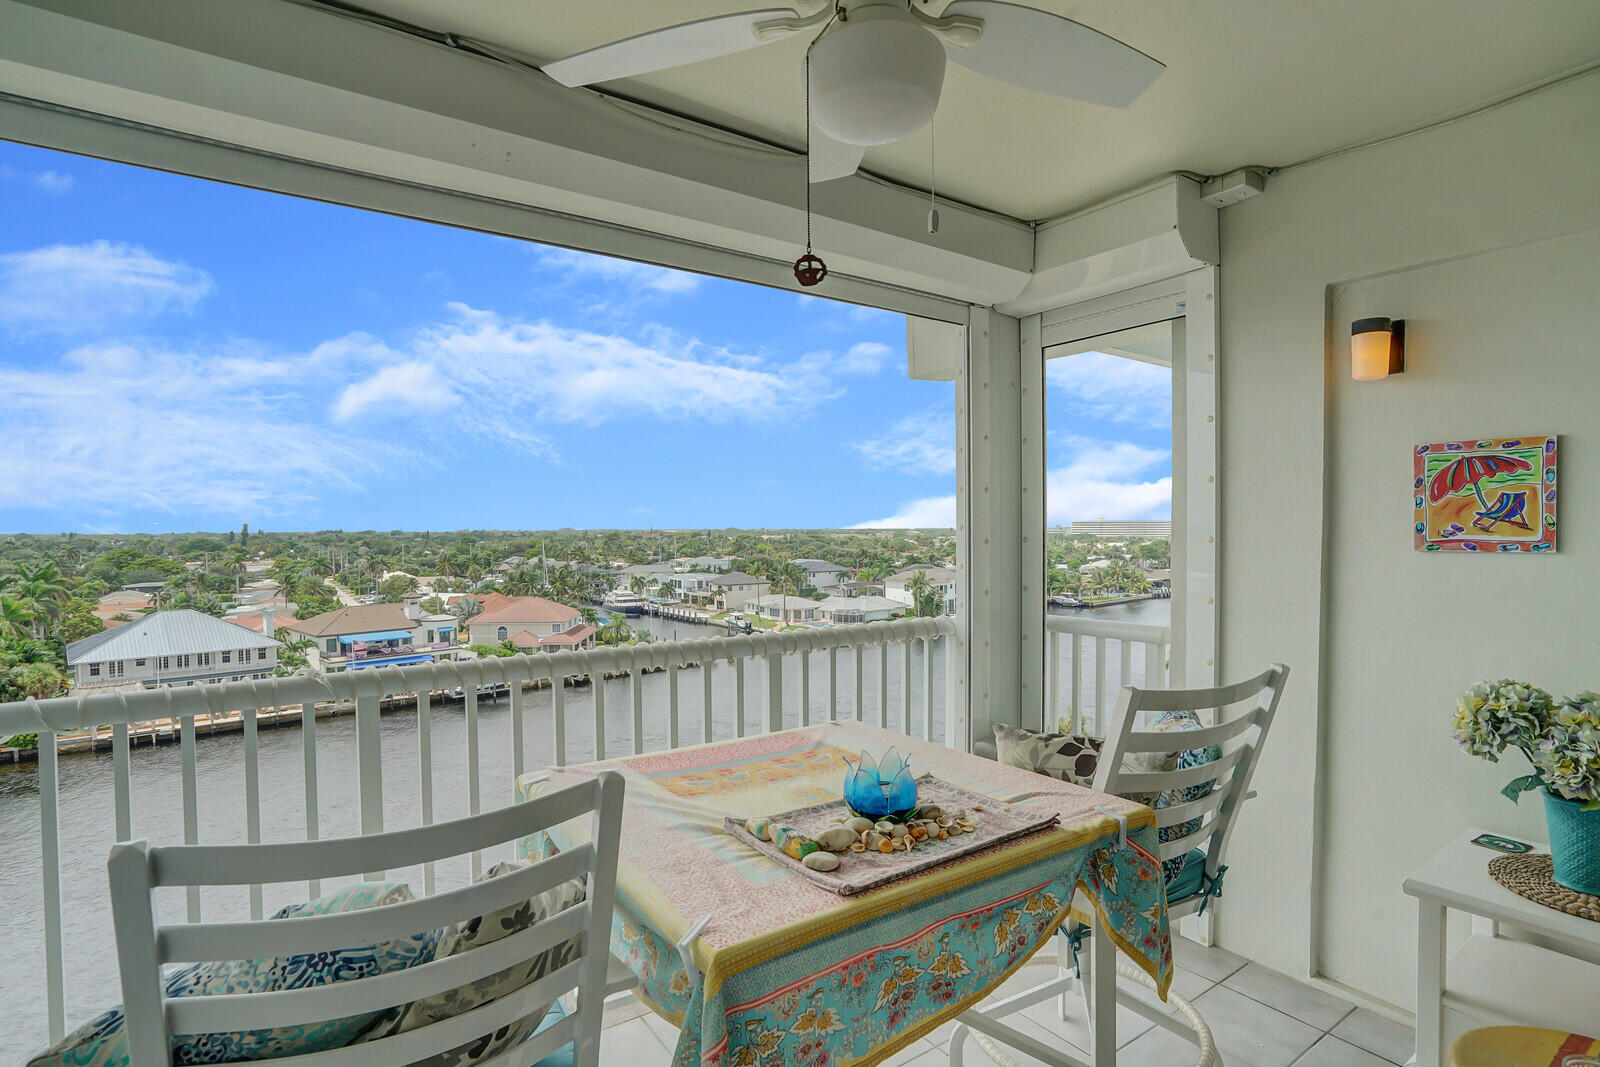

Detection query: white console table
xmin=1403 ymin=829 xmax=1600 ymax=1066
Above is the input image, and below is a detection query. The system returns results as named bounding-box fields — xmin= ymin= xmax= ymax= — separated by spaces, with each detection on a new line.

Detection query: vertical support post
xmin=960 ymin=306 xmax=1039 ymax=747
xmin=1172 ymin=267 xmax=1220 ymax=692
xmin=734 ymin=655 xmax=747 ymax=737
xmin=877 ymin=643 xmax=888 ymax=729
xmin=1070 ymin=633 xmax=1083 ymax=734
xmin=243 ymin=701 xmax=263 ymax=920
xmin=1415 ymin=899 xmax=1446 ymax=1067
xmin=1092 ymin=639 xmax=1108 ymax=736
xmin=301 ymin=701 xmax=321 ymax=899
xmin=510 ymin=678 xmax=525 ymax=781
xmin=417 ymin=688 xmax=436 ymax=896
xmin=1143 ymin=641 xmax=1162 ymax=688
xmin=39 ymin=727 xmax=65 ymax=1042
xmin=828 ymin=647 xmax=838 ymax=722
xmin=631 ymin=667 xmax=645 ymax=754
xmin=592 ymin=670 xmax=606 ymax=762
xmin=552 ymin=668 xmax=568 ymax=766
xmin=901 ymin=639 xmax=913 ymax=734
xmin=1090 ymin=910 xmax=1117 ymax=1066
xmin=799 ymin=649 xmax=811 ymax=727
xmin=112 ymin=722 xmax=132 ymax=841
xmin=180 ymin=712 xmax=200 ymax=921
xmin=853 ymin=644 xmax=864 ymax=722
xmin=465 ymin=685 xmax=481 ymax=880
xmin=354 ymin=682 xmax=385 ymax=873
xmin=668 ymin=663 xmax=680 ymax=749
xmin=701 ymin=658 xmax=714 ymax=743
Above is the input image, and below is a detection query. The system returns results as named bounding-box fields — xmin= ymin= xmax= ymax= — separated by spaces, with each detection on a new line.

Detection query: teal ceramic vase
xmin=1543 ymin=789 xmax=1600 ymax=897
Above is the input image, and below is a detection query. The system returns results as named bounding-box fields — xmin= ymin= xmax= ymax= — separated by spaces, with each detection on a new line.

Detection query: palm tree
xmin=0 ymin=594 xmax=37 ymax=640
xmin=904 ymin=571 xmax=933 ymax=618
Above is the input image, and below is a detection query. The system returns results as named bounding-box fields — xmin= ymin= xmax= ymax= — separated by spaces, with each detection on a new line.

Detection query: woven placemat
xmin=1488 ymin=853 xmax=1600 ymax=922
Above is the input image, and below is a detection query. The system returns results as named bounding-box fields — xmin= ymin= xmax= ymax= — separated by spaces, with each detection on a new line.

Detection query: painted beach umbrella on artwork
xmin=1427 ymin=453 xmax=1533 ymax=511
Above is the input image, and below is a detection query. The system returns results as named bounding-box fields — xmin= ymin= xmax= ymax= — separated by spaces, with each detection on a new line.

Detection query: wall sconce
xmin=1351 ymin=317 xmax=1405 ymax=381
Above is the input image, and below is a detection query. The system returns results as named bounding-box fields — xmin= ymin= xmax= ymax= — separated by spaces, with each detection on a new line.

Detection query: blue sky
xmin=0 ymin=140 xmax=1170 ymax=533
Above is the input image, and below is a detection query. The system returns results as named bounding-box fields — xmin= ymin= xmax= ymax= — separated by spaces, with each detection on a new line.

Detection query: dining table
xmin=517 ymin=721 xmax=1173 ymax=1067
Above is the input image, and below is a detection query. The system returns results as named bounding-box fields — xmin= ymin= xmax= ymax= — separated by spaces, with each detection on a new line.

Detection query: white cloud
xmin=0 ymin=342 xmax=382 ymax=518
xmin=852 ymin=435 xmax=1170 ymax=529
xmin=854 ymin=409 xmax=953 ymax=475
xmin=851 ymin=495 xmax=956 ymax=529
xmin=838 ymin=341 xmax=892 ymax=374
xmin=1045 ymin=351 xmax=1170 ymax=427
xmin=0 ymin=241 xmax=212 ymax=334
xmin=536 ymin=247 xmax=699 ymax=294
xmin=33 ymin=171 xmax=74 ymax=194
xmin=333 ymin=360 xmax=458 ymax=420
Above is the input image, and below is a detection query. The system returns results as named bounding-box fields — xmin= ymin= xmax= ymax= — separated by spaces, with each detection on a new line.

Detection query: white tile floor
xmin=597 ymin=938 xmax=1417 ymax=1067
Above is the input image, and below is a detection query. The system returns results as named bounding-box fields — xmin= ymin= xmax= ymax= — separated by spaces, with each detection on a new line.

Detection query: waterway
xmin=0 ymin=600 xmax=1166 ymax=1059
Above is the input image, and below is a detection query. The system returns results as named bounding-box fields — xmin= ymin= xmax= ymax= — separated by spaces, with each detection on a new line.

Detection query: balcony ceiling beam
xmin=0 ymin=0 xmax=1035 ymax=316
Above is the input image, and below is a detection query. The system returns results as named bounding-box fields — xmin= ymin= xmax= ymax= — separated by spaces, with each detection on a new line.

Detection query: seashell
xmin=946 ymin=824 xmax=963 ymax=836
xmin=874 ymin=821 xmax=895 ymax=834
xmin=803 ymin=851 xmax=841 ymax=872
xmin=815 ymin=827 xmax=858 ymax=852
xmin=936 ymin=830 xmax=948 ymax=839
xmin=958 ymin=820 xmax=977 ymax=833
xmin=971 ymin=804 xmax=984 ymax=812
xmin=892 ymin=837 xmax=908 ymax=851
xmin=936 ymin=816 xmax=954 ymax=828
xmin=864 ymin=831 xmax=886 ymax=849
xmin=850 ymin=841 xmax=866 ymax=853
xmin=890 ymin=823 xmax=909 ymax=839
xmin=909 ymin=825 xmax=928 ymax=839
xmin=877 ymin=839 xmax=896 ymax=853
xmin=844 ymin=816 xmax=875 ymax=835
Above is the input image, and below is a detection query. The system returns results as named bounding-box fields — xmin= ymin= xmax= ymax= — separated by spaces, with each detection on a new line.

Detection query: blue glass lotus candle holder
xmin=842 ymin=747 xmax=919 ymax=819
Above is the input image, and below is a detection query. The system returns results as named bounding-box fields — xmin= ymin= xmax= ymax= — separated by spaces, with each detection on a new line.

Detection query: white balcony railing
xmin=0 ymin=617 xmax=954 ymax=1053
xmin=1045 ymin=614 xmax=1171 ymax=735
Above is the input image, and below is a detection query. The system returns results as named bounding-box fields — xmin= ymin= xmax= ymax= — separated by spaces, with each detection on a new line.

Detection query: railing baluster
xmin=854 ymin=644 xmax=864 ymax=722
xmin=877 ymin=642 xmax=888 ymax=729
xmin=1119 ymin=640 xmax=1133 ymax=699
xmin=301 ymin=700 xmax=321 ymax=899
xmin=112 ymin=721 xmax=132 ymax=841
xmin=766 ymin=645 xmax=784 ymax=733
xmin=1093 ymin=638 xmax=1108 ymax=736
xmin=181 ymin=713 xmax=200 ymax=921
xmin=701 ymin=657 xmax=714 ymax=743
xmin=417 ymin=688 xmax=435 ymax=897
xmin=510 ymin=678 xmax=525 ymax=782
xmin=465 ymin=686 xmax=481 ymax=879
xmin=552 ymin=670 xmax=567 ymax=767
xmin=39 ymin=725 xmax=64 ymax=1043
xmin=901 ymin=638 xmax=913 ymax=734
xmin=800 ymin=649 xmax=811 ymax=726
xmin=1048 ymin=630 xmax=1061 ymax=733
xmin=828 ymin=646 xmax=839 ymax=722
xmin=591 ymin=671 xmax=606 ymax=762
xmin=1070 ymin=633 xmax=1083 ymax=734
xmin=631 ymin=667 xmax=645 ymax=754
xmin=668 ymin=663 xmax=680 ymax=749
xmin=354 ymin=688 xmax=384 ymax=840
xmin=923 ymin=636 xmax=935 ymax=741
xmin=243 ymin=700 xmax=263 ymax=920
xmin=734 ymin=655 xmax=747 ymax=737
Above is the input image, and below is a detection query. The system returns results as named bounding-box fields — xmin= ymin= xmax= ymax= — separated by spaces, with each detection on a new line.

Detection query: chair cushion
xmin=28 ymin=881 xmax=442 ymax=1067
xmin=361 ymin=860 xmax=588 ymax=1066
xmin=529 ymin=1000 xmax=577 ymax=1067
xmin=992 ymin=715 xmax=1222 ymax=887
xmin=993 ymin=722 xmax=1103 ymax=786
xmin=1163 ymin=848 xmax=1210 ymax=905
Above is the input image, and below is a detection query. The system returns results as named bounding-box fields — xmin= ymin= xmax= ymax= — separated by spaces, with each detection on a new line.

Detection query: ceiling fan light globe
xmin=809 ymin=5 xmax=946 ymax=146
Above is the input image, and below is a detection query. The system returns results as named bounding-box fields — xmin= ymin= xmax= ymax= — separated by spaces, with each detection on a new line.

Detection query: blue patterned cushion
xmin=1139 ymin=711 xmax=1222 ymax=885
xmin=28 ymin=882 xmax=442 ymax=1067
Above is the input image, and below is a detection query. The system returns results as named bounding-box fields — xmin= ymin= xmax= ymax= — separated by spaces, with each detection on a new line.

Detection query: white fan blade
xmin=940 ymin=1 xmax=1163 ymax=108
xmin=542 ymin=9 xmax=803 ymax=88
xmin=809 ymin=122 xmax=866 ymax=183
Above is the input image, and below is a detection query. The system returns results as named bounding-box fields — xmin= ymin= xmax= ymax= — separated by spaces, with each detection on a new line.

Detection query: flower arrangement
xmin=1454 ymin=679 xmax=1600 ymax=810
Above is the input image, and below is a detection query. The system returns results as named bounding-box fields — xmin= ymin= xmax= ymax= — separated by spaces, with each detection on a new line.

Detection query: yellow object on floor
xmin=1449 ymin=1026 xmax=1600 ymax=1067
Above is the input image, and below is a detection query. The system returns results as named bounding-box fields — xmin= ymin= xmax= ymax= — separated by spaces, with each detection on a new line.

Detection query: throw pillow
xmin=993 ymin=722 xmax=1103 ymax=786
xmin=362 ymin=860 xmax=588 ymax=1067
xmin=29 ymin=881 xmax=441 ymax=1067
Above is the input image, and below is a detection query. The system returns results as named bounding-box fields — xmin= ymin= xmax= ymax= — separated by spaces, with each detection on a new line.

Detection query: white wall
xmin=1216 ymin=68 xmax=1600 ymax=1009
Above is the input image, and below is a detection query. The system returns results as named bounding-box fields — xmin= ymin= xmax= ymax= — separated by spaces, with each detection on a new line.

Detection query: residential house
xmin=790 ymin=559 xmax=849 ymax=591
xmin=747 ymin=594 xmax=820 ymax=625
xmin=66 ymin=608 xmax=281 ymax=690
xmin=666 ymin=572 xmax=719 ymax=602
xmin=470 ymin=596 xmax=595 ymax=651
xmin=883 ymin=566 xmax=958 ymax=615
xmin=708 ymin=571 xmax=770 ymax=612
xmin=675 ymin=556 xmax=734 ymax=573
xmin=285 ymin=596 xmax=460 ymax=672
xmin=813 ymin=595 xmax=904 ymax=625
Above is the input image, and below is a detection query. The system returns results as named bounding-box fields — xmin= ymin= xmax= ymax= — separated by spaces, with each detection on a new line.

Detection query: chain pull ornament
xmin=795 ymin=48 xmax=828 ymax=287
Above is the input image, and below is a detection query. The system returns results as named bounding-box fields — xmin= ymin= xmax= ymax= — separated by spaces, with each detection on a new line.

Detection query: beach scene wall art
xmin=1415 ymin=435 xmax=1558 ymax=553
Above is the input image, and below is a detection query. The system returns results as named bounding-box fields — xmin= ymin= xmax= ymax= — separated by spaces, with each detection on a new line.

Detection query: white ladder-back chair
xmin=108 ymin=771 xmax=625 ymax=1067
xmin=951 ymin=663 xmax=1289 ymax=1067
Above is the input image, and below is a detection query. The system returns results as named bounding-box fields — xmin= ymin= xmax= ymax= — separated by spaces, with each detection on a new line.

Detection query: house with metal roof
xmin=66 ymin=608 xmax=281 ymax=691
xmin=790 ymin=559 xmax=850 ymax=590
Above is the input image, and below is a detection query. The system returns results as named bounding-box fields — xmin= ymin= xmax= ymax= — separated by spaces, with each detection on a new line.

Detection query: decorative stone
xmin=864 ymin=831 xmax=886 ymax=849
xmin=919 ymin=804 xmax=943 ymax=818
xmin=889 ymin=823 xmax=909 ymax=839
xmin=815 ymin=827 xmax=858 ymax=852
xmin=802 ymin=851 xmax=841 ymax=872
xmin=745 ymin=817 xmax=772 ymax=841
xmin=844 ymin=816 xmax=875 ymax=834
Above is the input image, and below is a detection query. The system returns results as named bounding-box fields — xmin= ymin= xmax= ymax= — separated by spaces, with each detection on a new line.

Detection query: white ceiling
xmin=346 ymin=1 xmax=1600 ymax=221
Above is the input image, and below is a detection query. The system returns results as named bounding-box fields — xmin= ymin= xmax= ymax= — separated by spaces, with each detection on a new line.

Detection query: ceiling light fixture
xmin=807 ymin=4 xmax=947 ymax=146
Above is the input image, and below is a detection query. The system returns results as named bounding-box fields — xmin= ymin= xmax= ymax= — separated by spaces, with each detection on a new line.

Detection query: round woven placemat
xmin=1488 ymin=853 xmax=1600 ymax=921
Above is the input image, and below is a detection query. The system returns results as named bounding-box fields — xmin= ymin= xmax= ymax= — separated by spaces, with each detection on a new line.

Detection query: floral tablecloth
xmin=518 ymin=721 xmax=1170 ymax=1067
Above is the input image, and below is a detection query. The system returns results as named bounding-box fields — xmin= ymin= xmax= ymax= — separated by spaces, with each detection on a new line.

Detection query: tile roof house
xmin=285 ymin=600 xmax=460 ymax=672
xmin=470 ymin=597 xmax=594 ymax=651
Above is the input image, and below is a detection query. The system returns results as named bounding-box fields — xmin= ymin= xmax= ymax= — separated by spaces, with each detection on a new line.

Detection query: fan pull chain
xmin=794 ymin=46 xmax=827 ymax=286
xmin=928 ymin=114 xmax=940 ymax=234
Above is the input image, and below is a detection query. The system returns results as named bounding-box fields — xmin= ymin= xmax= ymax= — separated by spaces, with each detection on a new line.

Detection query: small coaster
xmin=1487 ymin=852 xmax=1600 ymax=922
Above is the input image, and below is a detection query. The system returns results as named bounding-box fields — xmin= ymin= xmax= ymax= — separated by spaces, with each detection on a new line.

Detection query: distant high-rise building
xmin=1066 ymin=520 xmax=1172 ymax=539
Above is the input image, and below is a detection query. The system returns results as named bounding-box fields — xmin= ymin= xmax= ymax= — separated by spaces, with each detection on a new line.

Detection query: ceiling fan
xmin=541 ymin=0 xmax=1164 ymax=183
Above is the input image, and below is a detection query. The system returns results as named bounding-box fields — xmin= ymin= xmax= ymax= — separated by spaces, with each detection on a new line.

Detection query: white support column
xmin=960 ymin=306 xmax=1043 ymax=747
xmin=1171 ymin=267 xmax=1220 ymax=692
